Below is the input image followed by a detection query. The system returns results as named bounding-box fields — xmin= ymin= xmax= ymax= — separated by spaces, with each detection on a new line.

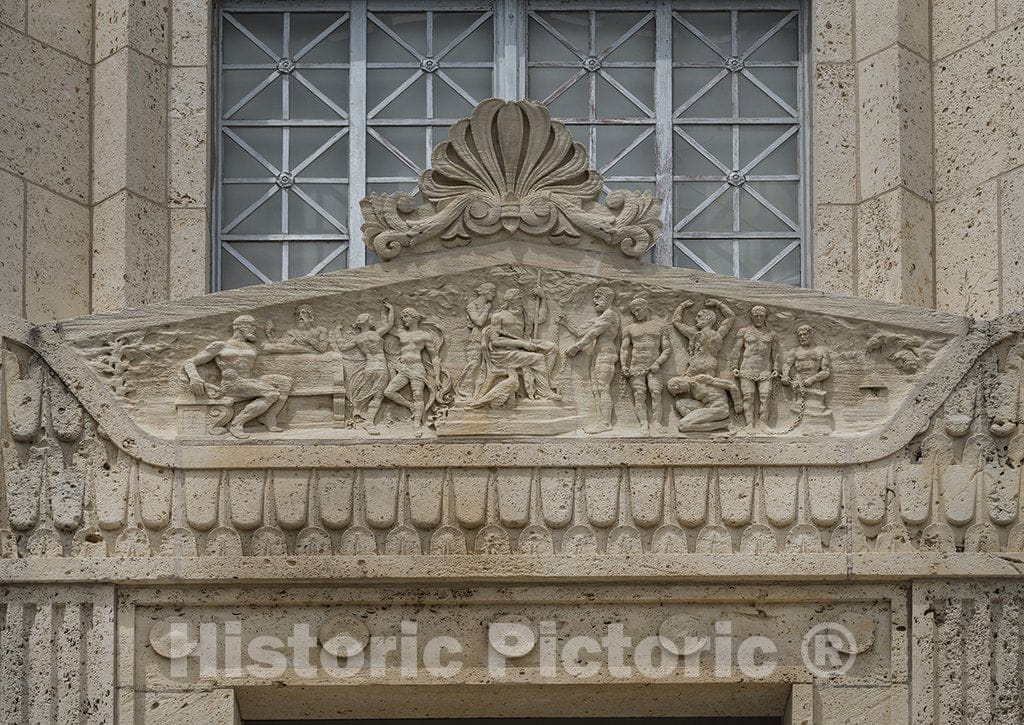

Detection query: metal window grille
xmin=214 ymin=0 xmax=808 ymax=290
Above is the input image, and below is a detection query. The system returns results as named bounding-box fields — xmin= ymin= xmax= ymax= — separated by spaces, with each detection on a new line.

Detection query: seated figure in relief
xmin=470 ymin=288 xmax=560 ymax=407
xmin=263 ymin=304 xmax=330 ymax=354
xmin=182 ymin=314 xmax=293 ymax=438
xmin=335 ymin=302 xmax=395 ymax=434
xmin=667 ymin=298 xmax=741 ymax=433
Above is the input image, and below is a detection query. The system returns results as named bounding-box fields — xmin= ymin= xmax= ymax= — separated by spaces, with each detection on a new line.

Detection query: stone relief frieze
xmin=6 ymin=320 xmax=1024 ymax=560
xmin=56 ymin=265 xmax=956 ymax=442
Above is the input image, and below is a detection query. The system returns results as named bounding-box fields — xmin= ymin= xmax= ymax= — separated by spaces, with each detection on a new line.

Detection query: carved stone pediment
xmin=4 ymin=241 xmax=968 ymax=465
xmin=4 ymin=99 xmax=1024 ymax=566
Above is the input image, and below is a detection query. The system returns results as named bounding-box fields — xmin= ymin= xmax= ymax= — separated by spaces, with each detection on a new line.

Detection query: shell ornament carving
xmin=360 ymin=98 xmax=662 ymax=260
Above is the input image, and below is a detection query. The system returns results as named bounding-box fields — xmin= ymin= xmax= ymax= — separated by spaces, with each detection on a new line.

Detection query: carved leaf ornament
xmin=361 ymin=98 xmax=662 ymax=260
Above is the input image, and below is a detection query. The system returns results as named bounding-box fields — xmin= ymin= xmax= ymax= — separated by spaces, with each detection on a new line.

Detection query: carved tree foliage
xmin=360 ymin=99 xmax=662 ymax=260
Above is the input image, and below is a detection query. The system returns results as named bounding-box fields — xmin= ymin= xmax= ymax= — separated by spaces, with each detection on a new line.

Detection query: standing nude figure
xmin=781 ymin=324 xmax=834 ymax=432
xmin=183 ymin=315 xmax=293 ymax=438
xmin=455 ymin=282 xmax=496 ymax=399
xmin=729 ymin=305 xmax=781 ymax=430
xmin=563 ymin=286 xmax=621 ymax=434
xmin=337 ymin=302 xmax=395 ymax=433
xmin=384 ymin=307 xmax=442 ymax=427
xmin=620 ymin=297 xmax=671 ymax=434
xmin=672 ymin=298 xmax=735 ymax=376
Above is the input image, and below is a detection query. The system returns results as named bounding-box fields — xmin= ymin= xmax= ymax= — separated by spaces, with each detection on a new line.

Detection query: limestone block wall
xmin=0 ymin=0 xmax=209 ymax=323
xmin=932 ymin=2 xmax=1024 ymax=318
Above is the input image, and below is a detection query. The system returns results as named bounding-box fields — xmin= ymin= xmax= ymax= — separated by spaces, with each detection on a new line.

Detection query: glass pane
xmin=224 ymin=241 xmax=283 ymax=282
xmin=368 ymin=13 xmax=427 ymax=59
xmin=223 ymin=13 xmax=283 ymax=63
xmin=740 ymin=182 xmax=797 ymax=232
xmin=222 ymin=248 xmax=268 ymax=288
xmin=597 ymin=12 xmax=654 ymax=63
xmin=290 ymin=242 xmax=349 ymax=277
xmin=738 ymin=71 xmax=796 ymax=117
xmin=531 ymin=12 xmax=589 ymax=56
xmin=675 ymin=70 xmax=733 ymax=118
xmin=673 ymin=68 xmax=729 ymax=117
xmin=596 ymin=69 xmax=654 ymax=118
xmin=435 ymin=12 xmax=493 ymax=62
xmin=738 ymin=238 xmax=799 ymax=280
xmin=674 ymin=125 xmax=732 ymax=176
xmin=367 ymin=70 xmax=427 ymax=118
xmin=434 ymin=69 xmax=491 ymax=116
xmin=739 ymin=12 xmax=797 ymax=63
xmin=223 ymin=186 xmax=282 ymax=235
xmin=674 ymin=12 xmax=731 ymax=61
xmin=528 ymin=16 xmax=580 ymax=64
xmin=291 ymin=129 xmax=348 ymax=179
xmin=674 ymin=181 xmax=733 ymax=233
xmin=528 ymin=68 xmax=588 ymax=113
xmin=223 ymin=128 xmax=281 ymax=173
xmin=674 ymin=239 xmax=734 ymax=276
xmin=223 ymin=70 xmax=281 ymax=119
xmin=367 ymin=127 xmax=428 ymax=178
xmin=740 ymin=125 xmax=797 ymax=175
xmin=291 ymin=13 xmax=349 ymax=62
xmin=290 ymin=184 xmax=348 ymax=234
xmin=598 ymin=126 xmax=655 ymax=178
xmin=291 ymin=70 xmax=348 ymax=119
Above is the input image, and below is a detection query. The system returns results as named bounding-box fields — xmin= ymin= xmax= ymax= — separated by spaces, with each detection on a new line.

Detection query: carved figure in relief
xmin=264 ymin=304 xmax=330 ymax=354
xmin=454 ymin=282 xmax=496 ymax=399
xmin=729 ymin=305 xmax=781 ymax=430
xmin=672 ymin=298 xmax=735 ymax=376
xmin=781 ymin=324 xmax=834 ymax=431
xmin=667 ymin=374 xmax=738 ymax=433
xmin=182 ymin=315 xmax=293 ymax=438
xmin=383 ymin=308 xmax=444 ymax=427
xmin=472 ymin=288 xmax=560 ymax=405
xmin=563 ymin=286 xmax=621 ymax=434
xmin=620 ymin=297 xmax=670 ymax=435
xmin=336 ymin=302 xmax=395 ymax=433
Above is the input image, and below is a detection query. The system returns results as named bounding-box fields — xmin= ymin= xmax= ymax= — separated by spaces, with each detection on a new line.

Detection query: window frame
xmin=212 ymin=0 xmax=811 ymax=290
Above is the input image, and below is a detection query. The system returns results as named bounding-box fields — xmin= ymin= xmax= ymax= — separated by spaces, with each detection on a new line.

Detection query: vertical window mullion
xmin=494 ymin=0 xmax=524 ymax=99
xmin=798 ymin=3 xmax=810 ymax=287
xmin=348 ymin=0 xmax=368 ymax=268
xmin=654 ymin=0 xmax=673 ymax=265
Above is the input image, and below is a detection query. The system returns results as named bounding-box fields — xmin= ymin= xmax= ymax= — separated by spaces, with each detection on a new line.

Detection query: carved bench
xmin=176 ymin=351 xmax=347 ymax=435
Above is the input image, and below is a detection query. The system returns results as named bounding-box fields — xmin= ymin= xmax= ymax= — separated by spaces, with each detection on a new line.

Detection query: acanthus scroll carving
xmin=360 ymin=98 xmax=662 ymax=260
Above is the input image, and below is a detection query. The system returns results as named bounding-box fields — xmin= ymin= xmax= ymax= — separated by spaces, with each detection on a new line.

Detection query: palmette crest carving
xmin=360 ymin=98 xmax=662 ymax=260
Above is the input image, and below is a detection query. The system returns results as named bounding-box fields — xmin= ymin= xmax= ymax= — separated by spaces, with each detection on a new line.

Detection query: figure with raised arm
xmin=383 ymin=307 xmax=442 ymax=427
xmin=455 ymin=282 xmax=496 ymax=399
xmin=337 ymin=302 xmax=395 ymax=433
xmin=563 ymin=286 xmax=621 ymax=434
xmin=672 ymin=297 xmax=735 ymax=376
